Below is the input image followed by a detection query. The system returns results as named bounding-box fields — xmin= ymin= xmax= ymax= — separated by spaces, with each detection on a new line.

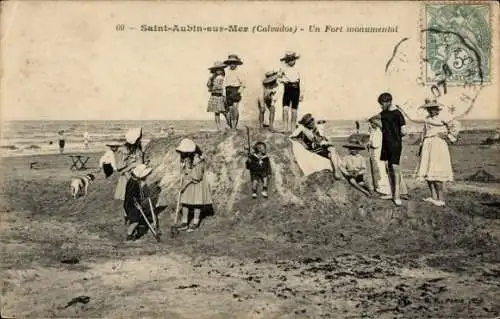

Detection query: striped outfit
xmin=207 ymin=75 xmax=226 ymax=113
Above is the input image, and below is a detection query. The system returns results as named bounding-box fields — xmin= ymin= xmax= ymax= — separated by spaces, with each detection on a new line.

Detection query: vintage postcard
xmin=1 ymin=1 xmax=499 ymax=318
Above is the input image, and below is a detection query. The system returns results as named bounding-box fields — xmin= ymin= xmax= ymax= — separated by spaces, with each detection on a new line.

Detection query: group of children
xmin=99 ymin=87 xmax=460 ymax=241
xmin=207 ymin=51 xmax=303 ymax=132
xmin=340 ymin=92 xmax=459 ymax=207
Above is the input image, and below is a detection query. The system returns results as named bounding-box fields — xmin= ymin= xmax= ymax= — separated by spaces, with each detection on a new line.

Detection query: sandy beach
xmin=1 ymin=129 xmax=499 ymax=318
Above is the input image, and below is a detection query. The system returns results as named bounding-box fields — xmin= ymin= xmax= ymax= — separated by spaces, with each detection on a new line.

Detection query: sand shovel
xmin=148 ymin=197 xmax=159 ymax=235
xmin=134 ymin=199 xmax=160 ymax=242
xmin=174 ymin=175 xmax=184 ymax=224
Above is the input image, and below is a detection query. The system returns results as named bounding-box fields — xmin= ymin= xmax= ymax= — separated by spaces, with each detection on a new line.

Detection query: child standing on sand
xmin=257 ymin=71 xmax=280 ymax=131
xmin=367 ymin=114 xmax=391 ymax=195
xmin=124 ymin=164 xmax=153 ymax=241
xmin=398 ymin=99 xmax=460 ymax=207
xmin=207 ymin=61 xmax=227 ymax=131
xmin=99 ymin=143 xmax=120 ymax=178
xmin=246 ymin=141 xmax=272 ymax=198
xmin=176 ymin=138 xmax=213 ymax=232
xmin=279 ymin=51 xmax=303 ymax=132
xmin=224 ymin=54 xmax=245 ymax=129
xmin=378 ymin=92 xmax=406 ymax=206
xmin=58 ymin=130 xmax=65 ymax=154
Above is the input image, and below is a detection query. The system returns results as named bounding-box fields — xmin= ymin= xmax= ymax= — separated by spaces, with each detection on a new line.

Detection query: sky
xmin=1 ymin=1 xmax=498 ymax=121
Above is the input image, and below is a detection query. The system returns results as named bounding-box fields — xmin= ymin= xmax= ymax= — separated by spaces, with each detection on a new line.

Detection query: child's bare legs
xmin=426 ymin=181 xmax=437 ymax=200
xmin=269 ymin=106 xmax=275 ymax=131
xmin=223 ymin=111 xmax=231 ymax=128
xmin=251 ymin=178 xmax=258 ymax=198
xmin=127 ymin=222 xmax=139 ymax=238
xmin=348 ymin=177 xmax=371 ymax=197
xmin=291 ymin=109 xmax=298 ymax=131
xmin=327 ymin=147 xmax=343 ymax=180
xmin=258 ymin=105 xmax=265 ymax=129
xmin=388 ymin=163 xmax=402 ymax=205
xmin=282 ymin=106 xmax=290 ymax=131
xmin=192 ymin=208 xmax=201 ymax=226
xmin=262 ymin=177 xmax=268 ymax=197
xmin=214 ymin=113 xmax=221 ymax=131
xmin=435 ymin=181 xmax=445 ymax=203
xmin=230 ymin=103 xmax=239 ymax=129
xmin=180 ymin=206 xmax=189 ymax=227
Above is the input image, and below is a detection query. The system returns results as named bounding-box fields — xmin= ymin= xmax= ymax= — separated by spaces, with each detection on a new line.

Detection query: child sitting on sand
xmin=341 ymin=142 xmax=372 ymax=196
xmin=124 ymin=164 xmax=153 ymax=241
xmin=246 ymin=141 xmax=272 ymax=198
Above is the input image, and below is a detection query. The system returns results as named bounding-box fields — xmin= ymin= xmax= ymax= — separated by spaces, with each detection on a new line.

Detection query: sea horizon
xmin=1 ymin=118 xmax=499 ymax=158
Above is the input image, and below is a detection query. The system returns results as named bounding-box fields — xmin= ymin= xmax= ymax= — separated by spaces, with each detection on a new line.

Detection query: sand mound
xmin=141 ymin=131 xmax=498 ymax=258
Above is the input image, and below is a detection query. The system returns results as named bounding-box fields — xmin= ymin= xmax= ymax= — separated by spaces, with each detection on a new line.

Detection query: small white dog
xmin=70 ymin=173 xmax=95 ymax=199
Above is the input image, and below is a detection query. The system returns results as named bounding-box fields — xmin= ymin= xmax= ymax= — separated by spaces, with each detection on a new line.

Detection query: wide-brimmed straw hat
xmin=280 ymin=51 xmax=300 ymax=62
xmin=263 ymin=70 xmax=279 ymax=84
xmin=367 ymin=114 xmax=382 ymax=127
xmin=419 ymin=98 xmax=443 ymax=110
xmin=224 ymin=54 xmax=243 ymax=65
xmin=343 ymin=142 xmax=366 ymax=150
xmin=176 ymin=138 xmax=196 ymax=153
xmin=125 ymin=127 xmax=142 ymax=144
xmin=132 ymin=164 xmax=152 ymax=179
xmin=208 ymin=61 xmax=227 ymax=71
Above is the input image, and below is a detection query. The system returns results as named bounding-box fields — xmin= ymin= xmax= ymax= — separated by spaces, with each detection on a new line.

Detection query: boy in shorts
xmin=378 ymin=92 xmax=406 ymax=206
xmin=224 ymin=54 xmax=245 ymax=129
xmin=279 ymin=51 xmax=303 ymax=132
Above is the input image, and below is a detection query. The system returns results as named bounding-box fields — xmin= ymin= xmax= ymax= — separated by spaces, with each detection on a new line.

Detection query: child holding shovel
xmin=175 ymin=138 xmax=213 ymax=232
xmin=124 ymin=164 xmax=154 ymax=241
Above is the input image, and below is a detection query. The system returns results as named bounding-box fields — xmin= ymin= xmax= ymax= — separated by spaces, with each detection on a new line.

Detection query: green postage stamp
xmin=423 ymin=3 xmax=492 ymax=85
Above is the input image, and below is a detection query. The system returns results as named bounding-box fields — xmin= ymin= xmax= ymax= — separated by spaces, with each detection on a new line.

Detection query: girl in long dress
xmin=114 ymin=127 xmax=145 ymax=222
xmin=368 ymin=115 xmax=391 ymax=195
xmin=398 ymin=99 xmax=460 ymax=207
xmin=176 ymin=138 xmax=213 ymax=232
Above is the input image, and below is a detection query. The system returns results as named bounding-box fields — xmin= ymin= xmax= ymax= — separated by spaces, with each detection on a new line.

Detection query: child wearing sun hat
xmin=398 ymin=98 xmax=459 ymax=207
xmin=124 ymin=164 xmax=153 ymax=241
xmin=175 ymin=138 xmax=213 ymax=232
xmin=257 ymin=71 xmax=279 ymax=130
xmin=279 ymin=51 xmax=303 ymax=132
xmin=207 ymin=61 xmax=228 ymax=131
xmin=224 ymin=54 xmax=245 ymax=129
xmin=340 ymin=141 xmax=371 ymax=196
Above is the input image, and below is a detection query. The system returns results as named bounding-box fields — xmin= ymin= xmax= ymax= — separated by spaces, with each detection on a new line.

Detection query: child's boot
xmin=262 ymin=186 xmax=268 ymax=198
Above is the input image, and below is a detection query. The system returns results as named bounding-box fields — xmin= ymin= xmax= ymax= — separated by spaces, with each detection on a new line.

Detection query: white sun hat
xmin=176 ymin=138 xmax=196 ymax=153
xmin=132 ymin=164 xmax=152 ymax=179
xmin=125 ymin=127 xmax=142 ymax=144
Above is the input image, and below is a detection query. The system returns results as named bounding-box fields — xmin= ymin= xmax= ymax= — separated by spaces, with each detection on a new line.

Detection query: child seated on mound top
xmin=246 ymin=141 xmax=272 ymax=198
xmin=340 ymin=141 xmax=372 ymax=196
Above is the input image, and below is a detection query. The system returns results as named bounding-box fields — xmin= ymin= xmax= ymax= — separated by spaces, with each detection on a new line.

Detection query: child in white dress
xmin=367 ymin=115 xmax=391 ymax=195
xmin=398 ymin=99 xmax=460 ymax=207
